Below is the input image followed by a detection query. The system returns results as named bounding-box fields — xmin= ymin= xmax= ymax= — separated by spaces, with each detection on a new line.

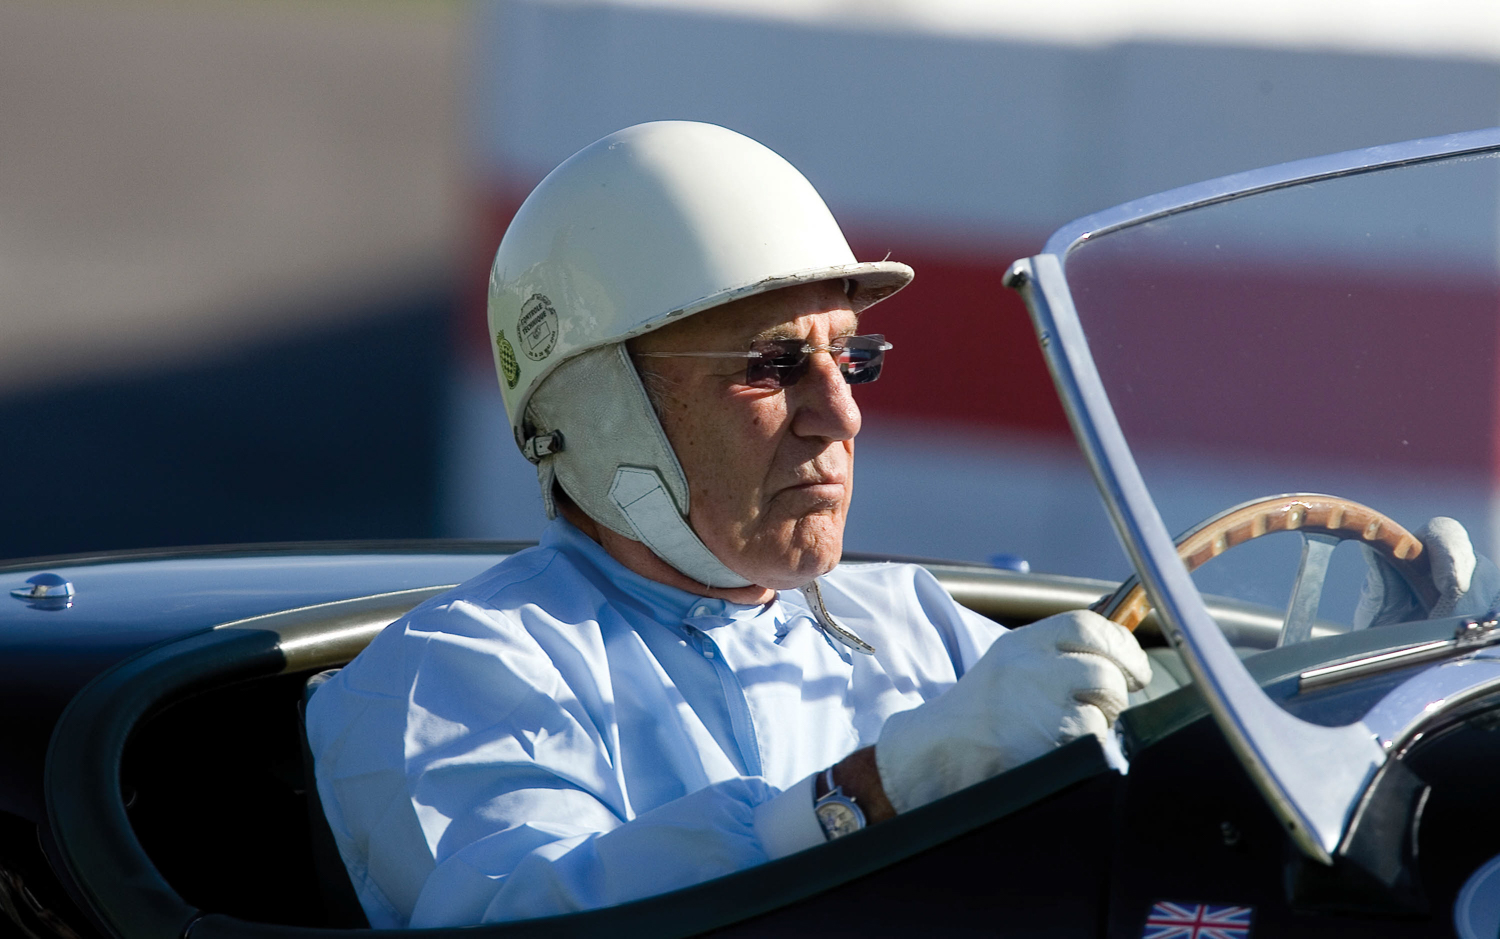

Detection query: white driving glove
xmin=874 ymin=609 xmax=1151 ymax=814
xmin=1354 ymin=517 xmax=1500 ymax=629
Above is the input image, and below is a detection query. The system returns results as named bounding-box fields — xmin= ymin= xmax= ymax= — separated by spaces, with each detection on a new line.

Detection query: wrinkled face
xmin=630 ymin=282 xmax=862 ymax=589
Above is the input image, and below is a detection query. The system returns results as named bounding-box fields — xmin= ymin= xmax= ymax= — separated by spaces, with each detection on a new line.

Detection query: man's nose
xmin=790 ymin=349 xmax=861 ymax=440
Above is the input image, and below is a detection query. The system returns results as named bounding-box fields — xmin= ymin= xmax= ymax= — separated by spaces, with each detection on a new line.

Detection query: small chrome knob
xmin=1456 ymin=613 xmax=1500 ymax=647
xmin=11 ymin=573 xmax=75 ymax=609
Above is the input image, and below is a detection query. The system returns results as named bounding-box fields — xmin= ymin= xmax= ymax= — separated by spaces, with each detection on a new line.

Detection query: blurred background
xmin=4 ymin=0 xmax=1498 ymax=577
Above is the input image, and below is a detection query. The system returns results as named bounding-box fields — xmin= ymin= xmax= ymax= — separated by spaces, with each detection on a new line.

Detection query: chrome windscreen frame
xmin=1004 ymin=127 xmax=1500 ymax=864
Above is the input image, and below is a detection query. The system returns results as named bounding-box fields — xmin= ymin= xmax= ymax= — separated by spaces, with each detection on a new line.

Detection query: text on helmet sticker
xmin=519 ymin=294 xmax=560 ymax=361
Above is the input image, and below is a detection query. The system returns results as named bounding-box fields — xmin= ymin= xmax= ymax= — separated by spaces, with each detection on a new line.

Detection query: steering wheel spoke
xmin=1279 ymin=532 xmax=1339 ymax=646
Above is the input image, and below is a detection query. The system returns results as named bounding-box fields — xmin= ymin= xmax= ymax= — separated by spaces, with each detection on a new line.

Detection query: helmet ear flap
xmin=524 ymin=345 xmax=751 ymax=588
xmin=536 ymin=457 xmax=558 ymax=520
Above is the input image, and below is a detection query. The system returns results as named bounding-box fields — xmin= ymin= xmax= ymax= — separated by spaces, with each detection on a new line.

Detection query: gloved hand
xmin=874 ymin=609 xmax=1151 ymax=814
xmin=1355 ymin=517 xmax=1500 ymax=629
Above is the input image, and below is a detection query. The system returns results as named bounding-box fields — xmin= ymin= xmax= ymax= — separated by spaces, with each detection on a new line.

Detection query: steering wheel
xmin=1095 ymin=493 xmax=1438 ymax=642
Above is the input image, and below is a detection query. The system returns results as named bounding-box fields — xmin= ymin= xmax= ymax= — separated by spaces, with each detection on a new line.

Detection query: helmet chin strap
xmin=609 ymin=466 xmax=751 ymax=588
xmin=799 ymin=580 xmax=877 ymax=655
xmin=608 ymin=466 xmax=876 ymax=654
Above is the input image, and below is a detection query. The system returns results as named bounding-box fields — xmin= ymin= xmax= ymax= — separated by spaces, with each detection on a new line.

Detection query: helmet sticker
xmin=519 ymin=294 xmax=560 ymax=361
xmin=495 ymin=330 xmax=520 ymax=389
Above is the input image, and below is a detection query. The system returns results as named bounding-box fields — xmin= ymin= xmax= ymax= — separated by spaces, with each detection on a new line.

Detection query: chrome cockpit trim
xmin=1299 ymin=639 xmax=1459 ymax=691
xmin=215 ymin=586 xmax=451 ymax=673
xmin=1364 ymin=646 xmax=1500 ymax=752
xmin=1300 ymin=615 xmax=1500 ymax=691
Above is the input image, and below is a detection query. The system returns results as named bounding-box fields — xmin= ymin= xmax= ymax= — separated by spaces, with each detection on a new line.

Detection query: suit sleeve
xmin=340 ymin=600 xmax=812 ymax=927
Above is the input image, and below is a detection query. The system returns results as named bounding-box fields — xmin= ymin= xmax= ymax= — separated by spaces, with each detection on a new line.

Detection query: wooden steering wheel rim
xmin=1097 ymin=492 xmax=1438 ymax=632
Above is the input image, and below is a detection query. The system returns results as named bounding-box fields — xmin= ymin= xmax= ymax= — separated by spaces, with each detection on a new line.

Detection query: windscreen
xmin=1063 ymin=150 xmax=1500 ymax=636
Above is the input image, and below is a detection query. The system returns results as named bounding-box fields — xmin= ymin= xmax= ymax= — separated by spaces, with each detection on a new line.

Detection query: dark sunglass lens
xmin=838 ymin=336 xmax=886 ymax=384
xmin=746 ymin=338 xmax=809 ymax=388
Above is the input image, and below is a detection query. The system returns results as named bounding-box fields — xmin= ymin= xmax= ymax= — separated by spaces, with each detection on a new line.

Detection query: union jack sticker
xmin=1141 ymin=901 xmax=1253 ymax=939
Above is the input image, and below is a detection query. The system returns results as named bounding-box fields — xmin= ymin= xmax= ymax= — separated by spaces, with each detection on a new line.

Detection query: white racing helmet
xmin=488 ymin=121 xmax=912 ymax=587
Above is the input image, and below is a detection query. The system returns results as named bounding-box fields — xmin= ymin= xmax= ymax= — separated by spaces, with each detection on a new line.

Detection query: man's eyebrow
xmin=750 ymin=318 xmax=860 ymax=342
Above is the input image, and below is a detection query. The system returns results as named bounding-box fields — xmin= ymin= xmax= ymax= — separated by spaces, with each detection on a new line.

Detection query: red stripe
xmin=843 ymin=232 xmax=1068 ymax=437
xmin=461 ymin=188 xmax=1070 ymax=438
xmin=1067 ymin=247 xmax=1500 ymax=473
xmin=462 ymin=188 xmax=1500 ymax=478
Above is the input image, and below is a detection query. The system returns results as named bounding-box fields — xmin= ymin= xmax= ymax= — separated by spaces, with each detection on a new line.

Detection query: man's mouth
xmin=777 ymin=453 xmax=851 ymax=503
xmin=780 ymin=476 xmax=848 ymax=505
xmin=790 ymin=476 xmax=842 ymax=488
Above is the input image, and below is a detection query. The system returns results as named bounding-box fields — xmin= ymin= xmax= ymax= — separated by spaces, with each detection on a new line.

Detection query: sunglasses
xmin=636 ymin=334 xmax=892 ymax=389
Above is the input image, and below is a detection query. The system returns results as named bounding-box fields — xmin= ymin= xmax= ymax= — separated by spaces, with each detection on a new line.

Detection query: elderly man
xmin=305 ymin=120 xmax=1155 ymax=928
xmin=307 ymin=121 xmax=1500 ymax=928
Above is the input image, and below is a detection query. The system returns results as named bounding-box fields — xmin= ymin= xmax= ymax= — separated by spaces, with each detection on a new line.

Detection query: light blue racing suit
xmin=307 ymin=517 xmax=1004 ymax=928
